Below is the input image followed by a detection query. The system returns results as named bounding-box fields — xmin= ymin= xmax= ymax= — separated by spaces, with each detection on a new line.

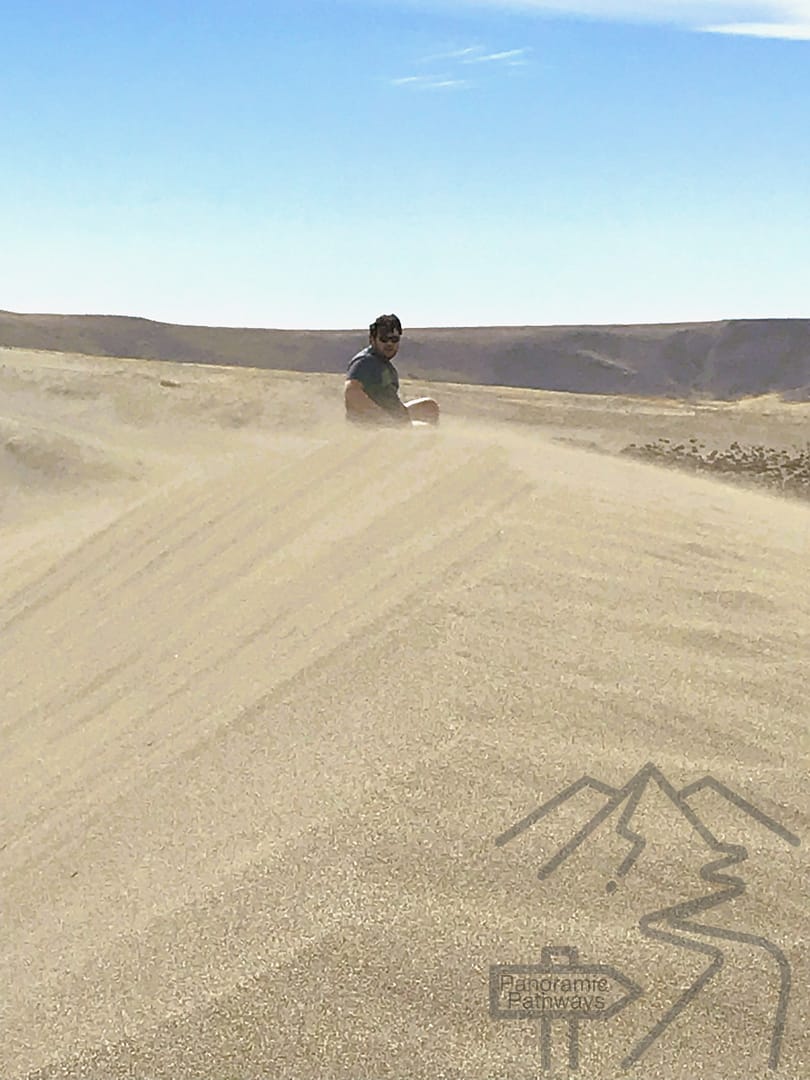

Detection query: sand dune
xmin=1 ymin=348 xmax=809 ymax=1079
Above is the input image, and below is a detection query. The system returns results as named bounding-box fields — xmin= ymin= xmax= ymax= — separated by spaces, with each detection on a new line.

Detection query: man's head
xmin=369 ymin=313 xmax=402 ymax=361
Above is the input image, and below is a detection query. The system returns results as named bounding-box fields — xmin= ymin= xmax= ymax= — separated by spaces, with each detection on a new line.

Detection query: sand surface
xmin=1 ymin=347 xmax=809 ymax=1079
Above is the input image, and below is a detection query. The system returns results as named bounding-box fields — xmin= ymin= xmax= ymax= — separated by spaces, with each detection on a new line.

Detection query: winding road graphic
xmin=495 ymin=763 xmax=800 ymax=1070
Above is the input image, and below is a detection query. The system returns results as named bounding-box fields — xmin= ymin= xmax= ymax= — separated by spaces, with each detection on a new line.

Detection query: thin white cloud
xmin=463 ymin=47 xmax=532 ymax=62
xmin=391 ymin=74 xmax=445 ymax=84
xmin=420 ymin=45 xmax=485 ymax=62
xmin=390 ymin=73 xmax=472 ymax=89
xmin=702 ymin=20 xmax=810 ymax=37
xmin=394 ymin=40 xmax=531 ymax=91
xmin=415 ymin=2 xmax=810 ymax=42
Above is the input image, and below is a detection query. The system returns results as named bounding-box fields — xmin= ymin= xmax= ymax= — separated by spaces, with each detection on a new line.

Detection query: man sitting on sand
xmin=344 ymin=314 xmax=440 ymax=426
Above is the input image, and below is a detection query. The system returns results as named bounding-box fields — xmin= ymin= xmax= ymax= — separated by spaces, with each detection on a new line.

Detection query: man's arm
xmin=344 ymin=379 xmax=411 ymax=423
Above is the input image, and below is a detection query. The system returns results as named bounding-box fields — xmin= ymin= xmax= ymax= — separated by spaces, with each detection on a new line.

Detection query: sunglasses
xmin=377 ymin=333 xmax=401 ymax=344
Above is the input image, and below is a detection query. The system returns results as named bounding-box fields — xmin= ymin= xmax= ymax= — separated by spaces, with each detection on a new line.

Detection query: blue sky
xmin=1 ymin=0 xmax=808 ymax=329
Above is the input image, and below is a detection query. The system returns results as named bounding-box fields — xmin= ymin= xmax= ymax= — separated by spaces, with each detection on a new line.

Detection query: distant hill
xmin=1 ymin=309 xmax=809 ymax=400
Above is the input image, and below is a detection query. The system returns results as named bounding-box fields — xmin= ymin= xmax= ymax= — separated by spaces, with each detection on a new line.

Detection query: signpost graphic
xmin=490 ymin=945 xmax=642 ymax=1072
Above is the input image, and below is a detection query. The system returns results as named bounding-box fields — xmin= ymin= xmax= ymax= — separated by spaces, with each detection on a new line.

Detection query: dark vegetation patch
xmin=620 ymin=438 xmax=810 ymax=499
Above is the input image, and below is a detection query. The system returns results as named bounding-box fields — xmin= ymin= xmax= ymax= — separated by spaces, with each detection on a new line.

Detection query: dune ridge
xmin=1 ymin=346 xmax=809 ymax=1080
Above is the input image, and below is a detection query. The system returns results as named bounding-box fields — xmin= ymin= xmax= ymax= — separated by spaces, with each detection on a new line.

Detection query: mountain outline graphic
xmin=495 ymin=762 xmax=800 ymax=1070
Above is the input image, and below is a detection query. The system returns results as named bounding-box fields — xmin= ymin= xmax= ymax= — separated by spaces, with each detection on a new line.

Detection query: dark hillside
xmin=1 ymin=310 xmax=808 ymax=400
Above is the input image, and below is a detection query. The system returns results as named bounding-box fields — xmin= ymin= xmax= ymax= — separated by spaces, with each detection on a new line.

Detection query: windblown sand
xmin=1 ymin=347 xmax=808 ymax=1080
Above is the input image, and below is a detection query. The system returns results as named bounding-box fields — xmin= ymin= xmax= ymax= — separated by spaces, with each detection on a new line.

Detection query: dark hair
xmin=369 ymin=313 xmax=402 ymax=340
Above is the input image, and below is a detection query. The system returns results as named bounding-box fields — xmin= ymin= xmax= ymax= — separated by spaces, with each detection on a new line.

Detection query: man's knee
xmin=405 ymin=397 xmax=440 ymax=424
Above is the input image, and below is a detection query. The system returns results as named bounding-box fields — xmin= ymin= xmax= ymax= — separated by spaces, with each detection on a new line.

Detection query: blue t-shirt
xmin=346 ymin=345 xmax=409 ymax=421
